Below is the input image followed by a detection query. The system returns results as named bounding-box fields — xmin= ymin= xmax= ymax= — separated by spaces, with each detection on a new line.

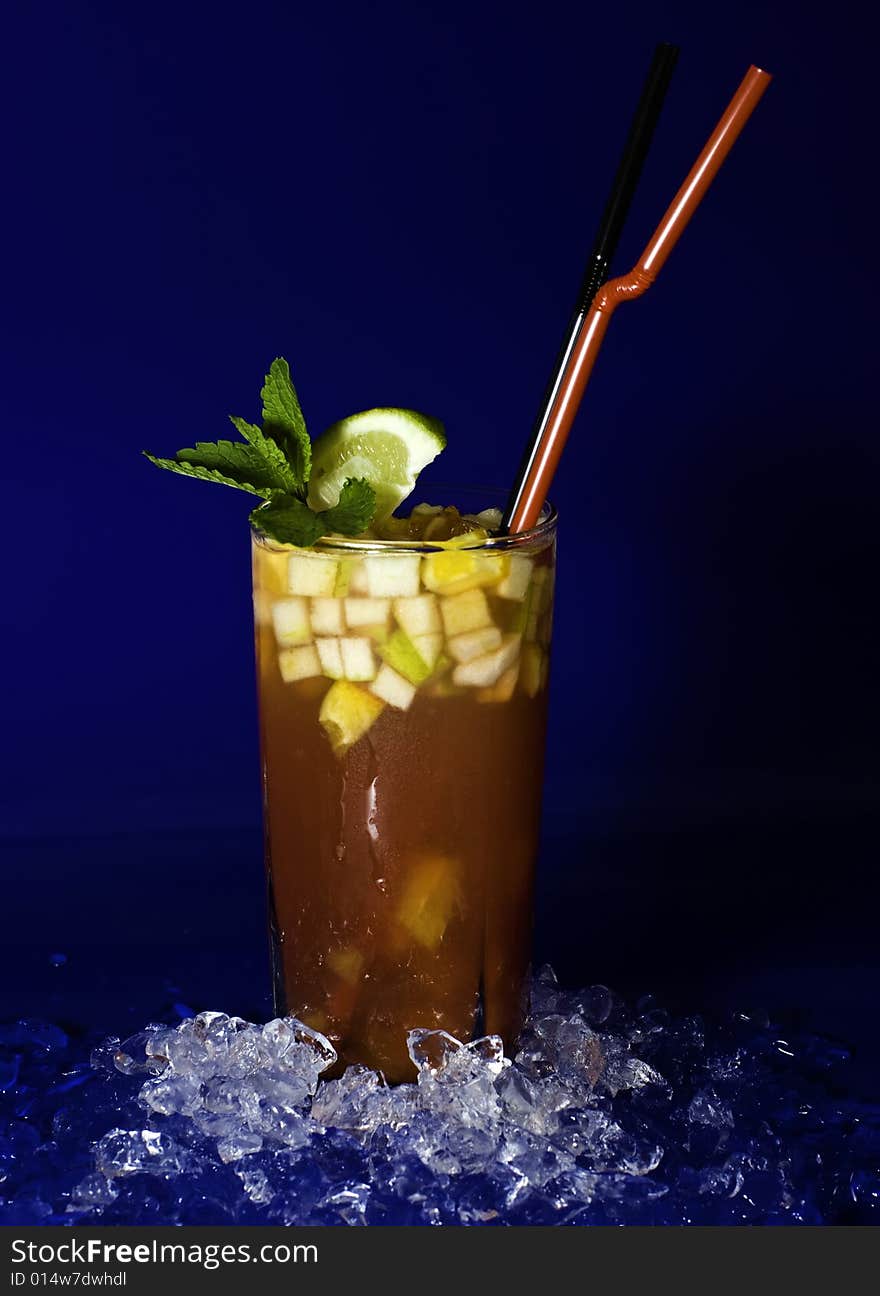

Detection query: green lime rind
xmin=307 ymin=408 xmax=446 ymax=522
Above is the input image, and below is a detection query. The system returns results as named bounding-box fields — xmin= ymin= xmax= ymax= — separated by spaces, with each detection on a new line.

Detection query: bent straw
xmin=503 ymin=42 xmax=679 ymax=533
xmin=507 ymin=64 xmax=772 ymax=535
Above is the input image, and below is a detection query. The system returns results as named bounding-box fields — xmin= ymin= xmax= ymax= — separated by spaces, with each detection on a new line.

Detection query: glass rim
xmin=251 ymin=496 xmax=557 ymax=555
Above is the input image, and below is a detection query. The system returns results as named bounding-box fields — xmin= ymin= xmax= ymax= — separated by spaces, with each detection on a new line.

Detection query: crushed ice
xmin=2 ymin=967 xmax=878 ymax=1225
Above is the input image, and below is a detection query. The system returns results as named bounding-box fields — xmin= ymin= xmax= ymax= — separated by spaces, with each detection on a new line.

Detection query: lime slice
xmin=307 ymin=409 xmax=446 ymax=524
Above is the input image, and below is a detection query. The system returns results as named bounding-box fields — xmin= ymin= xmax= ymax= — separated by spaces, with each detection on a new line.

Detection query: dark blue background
xmin=2 ymin=2 xmax=877 ymax=1080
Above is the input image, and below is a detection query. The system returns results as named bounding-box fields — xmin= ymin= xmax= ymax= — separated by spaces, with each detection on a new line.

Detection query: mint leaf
xmin=143 ymin=441 xmax=287 ymax=498
xmin=260 ymin=358 xmax=311 ymax=488
xmin=319 ymin=477 xmax=376 ymax=536
xmin=251 ymin=494 xmax=325 ymax=547
xmin=228 ymin=416 xmax=298 ymax=493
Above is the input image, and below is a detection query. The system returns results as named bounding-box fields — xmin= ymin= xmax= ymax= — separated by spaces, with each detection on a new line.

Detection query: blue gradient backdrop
xmin=2 ymin=2 xmax=877 ymax=1066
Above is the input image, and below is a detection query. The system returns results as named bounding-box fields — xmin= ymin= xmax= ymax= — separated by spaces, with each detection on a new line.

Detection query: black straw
xmin=502 ymin=42 xmax=680 ymax=532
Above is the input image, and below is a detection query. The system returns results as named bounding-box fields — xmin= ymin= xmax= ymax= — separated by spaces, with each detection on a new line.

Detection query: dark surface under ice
xmin=2 ymin=966 xmax=879 ymax=1226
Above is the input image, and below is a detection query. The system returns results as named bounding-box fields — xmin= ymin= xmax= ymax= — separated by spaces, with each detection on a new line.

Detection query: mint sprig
xmin=319 ymin=478 xmax=377 ymax=535
xmin=248 ymin=494 xmax=325 ymax=548
xmin=260 ymin=358 xmax=311 ymax=489
xmin=144 ymin=357 xmax=376 ymax=546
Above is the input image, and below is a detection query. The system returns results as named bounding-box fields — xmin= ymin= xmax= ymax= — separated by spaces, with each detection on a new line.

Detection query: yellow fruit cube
xmin=326 ymin=946 xmax=364 ymax=985
xmin=395 ymin=855 xmax=463 ymax=950
xmin=476 ymin=664 xmax=519 ymax=702
xmin=253 ymin=546 xmax=291 ymax=596
xmin=422 ymin=539 xmax=509 ymax=596
xmin=318 ymin=681 xmax=385 ymax=755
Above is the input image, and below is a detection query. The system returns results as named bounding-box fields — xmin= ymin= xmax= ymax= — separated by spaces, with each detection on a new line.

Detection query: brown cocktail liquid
xmin=252 ymin=514 xmax=555 ymax=1081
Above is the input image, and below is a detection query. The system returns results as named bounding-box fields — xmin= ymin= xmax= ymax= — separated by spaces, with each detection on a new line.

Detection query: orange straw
xmin=507 ymin=64 xmax=772 ymax=534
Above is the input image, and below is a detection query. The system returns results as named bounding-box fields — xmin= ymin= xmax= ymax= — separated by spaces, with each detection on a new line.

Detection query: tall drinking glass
xmin=252 ymin=495 xmax=556 ymax=1081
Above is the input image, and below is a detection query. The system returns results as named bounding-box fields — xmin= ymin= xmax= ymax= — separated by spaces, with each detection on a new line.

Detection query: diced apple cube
xmin=333 ymin=559 xmax=370 ymax=597
xmin=380 ymin=630 xmax=442 ymax=685
xmin=271 ymin=597 xmax=312 ymax=646
xmin=316 ymin=637 xmax=344 ymax=679
xmin=393 ymin=594 xmax=441 ymax=638
xmin=370 ymin=663 xmax=417 ymax=710
xmin=452 ymin=634 xmax=521 ymax=687
xmin=339 ymin=637 xmax=376 ymax=681
xmin=349 ymin=563 xmax=370 ymax=595
xmin=447 ymin=625 xmax=502 ymax=664
xmin=310 ymin=597 xmax=346 ymax=637
xmin=520 ymin=643 xmax=549 ymax=697
xmin=319 ymin=680 xmax=385 ymax=755
xmin=476 ymin=664 xmax=519 ymax=702
xmin=518 ymin=568 xmax=546 ymax=641
xmin=412 ymin=633 xmax=443 ymax=671
xmin=287 ymin=552 xmax=339 ymax=597
xmin=344 ymin=597 xmax=391 ymax=629
xmin=496 ymin=553 xmax=534 ymax=601
xmin=277 ymin=644 xmax=322 ymax=683
xmin=440 ymin=587 xmax=493 ymax=638
xmin=364 ymin=554 xmax=421 ymax=598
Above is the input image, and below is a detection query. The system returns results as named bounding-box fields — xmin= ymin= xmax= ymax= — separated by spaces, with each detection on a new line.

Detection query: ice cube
xmin=217 ymin=1129 xmax=264 ymax=1163
xmin=407 ymin=1029 xmax=463 ymax=1075
xmin=67 ymin=1173 xmax=120 ymax=1211
xmin=688 ymin=1089 xmax=734 ymax=1129
xmin=139 ymin=1074 xmax=202 ymax=1116
xmin=113 ymin=1030 xmax=169 ymax=1077
xmin=236 ymin=1166 xmax=275 ymax=1205
xmin=94 ymin=1129 xmax=184 ymax=1178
